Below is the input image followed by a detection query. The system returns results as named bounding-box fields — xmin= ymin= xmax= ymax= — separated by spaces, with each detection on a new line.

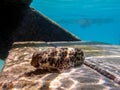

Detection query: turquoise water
xmin=0 ymin=59 xmax=4 ymax=72
xmin=31 ymin=0 xmax=120 ymax=45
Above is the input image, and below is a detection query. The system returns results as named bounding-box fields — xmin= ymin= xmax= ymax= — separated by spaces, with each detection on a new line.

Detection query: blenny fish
xmin=31 ymin=48 xmax=85 ymax=72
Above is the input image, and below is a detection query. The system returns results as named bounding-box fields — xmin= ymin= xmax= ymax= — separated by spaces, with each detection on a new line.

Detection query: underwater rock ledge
xmin=12 ymin=7 xmax=80 ymax=42
xmin=0 ymin=41 xmax=120 ymax=90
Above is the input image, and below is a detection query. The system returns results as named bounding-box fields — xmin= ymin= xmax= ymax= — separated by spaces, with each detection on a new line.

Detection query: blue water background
xmin=31 ymin=0 xmax=120 ymax=45
xmin=0 ymin=59 xmax=4 ymax=71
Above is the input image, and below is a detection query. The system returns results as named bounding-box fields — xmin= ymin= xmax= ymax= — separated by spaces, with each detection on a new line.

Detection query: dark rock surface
xmin=1 ymin=0 xmax=32 ymax=6
xmin=0 ymin=1 xmax=80 ymax=59
xmin=12 ymin=8 xmax=80 ymax=42
xmin=0 ymin=41 xmax=120 ymax=90
xmin=0 ymin=1 xmax=28 ymax=59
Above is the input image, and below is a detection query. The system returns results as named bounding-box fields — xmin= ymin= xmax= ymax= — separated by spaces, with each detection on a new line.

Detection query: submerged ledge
xmin=0 ymin=41 xmax=120 ymax=90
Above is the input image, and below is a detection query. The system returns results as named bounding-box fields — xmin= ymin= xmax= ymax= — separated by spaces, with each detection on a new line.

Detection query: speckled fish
xmin=31 ymin=48 xmax=85 ymax=72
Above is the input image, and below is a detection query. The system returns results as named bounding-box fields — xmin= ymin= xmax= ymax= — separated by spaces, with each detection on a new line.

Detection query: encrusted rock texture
xmin=0 ymin=0 xmax=79 ymax=60
xmin=0 ymin=41 xmax=120 ymax=90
